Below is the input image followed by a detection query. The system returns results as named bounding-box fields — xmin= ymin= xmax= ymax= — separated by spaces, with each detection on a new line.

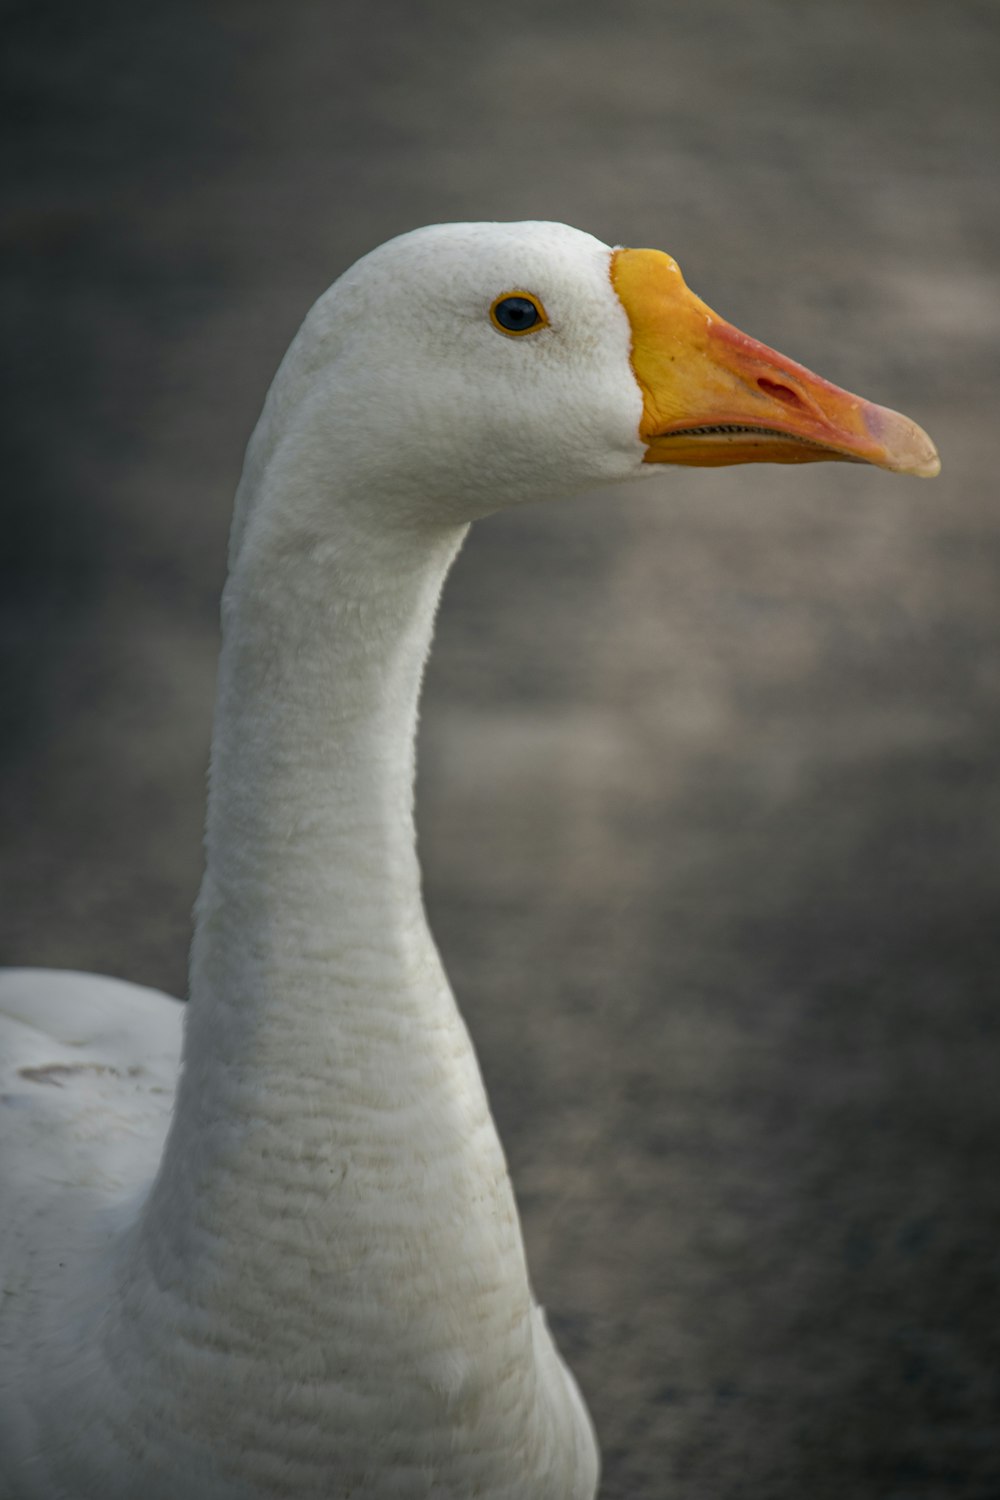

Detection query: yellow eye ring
xmin=489 ymin=291 xmax=549 ymax=337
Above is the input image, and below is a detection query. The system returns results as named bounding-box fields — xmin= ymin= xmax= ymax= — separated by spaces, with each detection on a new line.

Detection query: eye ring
xmin=489 ymin=291 xmax=549 ymax=337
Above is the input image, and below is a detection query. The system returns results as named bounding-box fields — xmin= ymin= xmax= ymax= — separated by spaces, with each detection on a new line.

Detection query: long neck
xmin=77 ymin=490 xmax=585 ymax=1483
xmin=87 ymin=462 xmax=595 ymax=1495
xmin=189 ymin=519 xmax=462 ymax=1091
xmin=144 ymin=510 xmax=473 ymax=1224
xmin=132 ymin=505 xmax=539 ymax=1322
xmin=189 ymin=521 xmax=461 ymax=1085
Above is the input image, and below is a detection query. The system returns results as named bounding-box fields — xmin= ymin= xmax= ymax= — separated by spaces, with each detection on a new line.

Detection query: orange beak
xmin=610 ymin=248 xmax=940 ymax=478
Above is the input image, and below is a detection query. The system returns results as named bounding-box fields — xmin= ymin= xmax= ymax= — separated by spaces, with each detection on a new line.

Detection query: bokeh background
xmin=3 ymin=2 xmax=999 ymax=1495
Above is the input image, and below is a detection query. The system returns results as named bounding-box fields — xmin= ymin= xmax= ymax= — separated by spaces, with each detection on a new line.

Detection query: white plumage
xmin=0 ymin=220 xmax=937 ymax=1499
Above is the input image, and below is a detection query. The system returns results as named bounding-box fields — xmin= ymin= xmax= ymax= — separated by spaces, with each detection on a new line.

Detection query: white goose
xmin=0 ymin=221 xmax=938 ymax=1499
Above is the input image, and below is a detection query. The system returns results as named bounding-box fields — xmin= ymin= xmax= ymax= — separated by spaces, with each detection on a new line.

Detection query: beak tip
xmin=869 ymin=406 xmax=941 ymax=480
xmin=896 ymin=440 xmax=941 ymax=480
xmin=887 ymin=440 xmax=940 ymax=479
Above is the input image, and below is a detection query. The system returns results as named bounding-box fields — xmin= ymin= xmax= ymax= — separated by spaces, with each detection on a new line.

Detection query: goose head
xmin=240 ymin=220 xmax=938 ymax=542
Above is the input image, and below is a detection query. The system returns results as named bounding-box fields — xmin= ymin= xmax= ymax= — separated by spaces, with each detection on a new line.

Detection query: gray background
xmin=3 ymin=2 xmax=999 ymax=1495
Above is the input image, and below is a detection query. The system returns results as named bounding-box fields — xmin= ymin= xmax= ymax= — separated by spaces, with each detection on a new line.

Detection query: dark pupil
xmin=495 ymin=296 xmax=539 ymax=331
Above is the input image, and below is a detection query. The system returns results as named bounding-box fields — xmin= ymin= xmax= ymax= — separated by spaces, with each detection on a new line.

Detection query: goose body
xmin=0 ymin=221 xmax=937 ymax=1499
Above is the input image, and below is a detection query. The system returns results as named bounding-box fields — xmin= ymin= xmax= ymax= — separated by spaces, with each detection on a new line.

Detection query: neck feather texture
xmin=141 ymin=512 xmax=522 ymax=1285
xmin=112 ymin=494 xmax=575 ymax=1451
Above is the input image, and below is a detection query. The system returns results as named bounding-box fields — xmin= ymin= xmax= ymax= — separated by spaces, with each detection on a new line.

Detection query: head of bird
xmin=236 ymin=220 xmax=938 ymax=541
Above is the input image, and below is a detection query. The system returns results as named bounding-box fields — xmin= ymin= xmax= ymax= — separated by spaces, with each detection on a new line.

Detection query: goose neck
xmin=140 ymin=514 xmax=474 ymax=1271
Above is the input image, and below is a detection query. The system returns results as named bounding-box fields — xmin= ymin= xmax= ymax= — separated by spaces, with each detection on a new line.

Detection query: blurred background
xmin=3 ymin=1 xmax=999 ymax=1494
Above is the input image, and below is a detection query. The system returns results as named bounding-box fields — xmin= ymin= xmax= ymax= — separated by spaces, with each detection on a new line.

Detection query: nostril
xmin=758 ymin=377 xmax=805 ymax=408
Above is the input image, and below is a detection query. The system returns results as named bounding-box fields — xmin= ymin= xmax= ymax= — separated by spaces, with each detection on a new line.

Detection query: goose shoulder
xmin=0 ymin=969 xmax=182 ymax=1200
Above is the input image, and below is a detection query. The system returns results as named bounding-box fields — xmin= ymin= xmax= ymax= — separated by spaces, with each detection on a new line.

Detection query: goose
xmin=0 ymin=220 xmax=938 ymax=1500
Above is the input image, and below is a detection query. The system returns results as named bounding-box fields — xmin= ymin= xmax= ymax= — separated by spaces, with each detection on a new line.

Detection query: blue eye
xmin=490 ymin=293 xmax=547 ymax=336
